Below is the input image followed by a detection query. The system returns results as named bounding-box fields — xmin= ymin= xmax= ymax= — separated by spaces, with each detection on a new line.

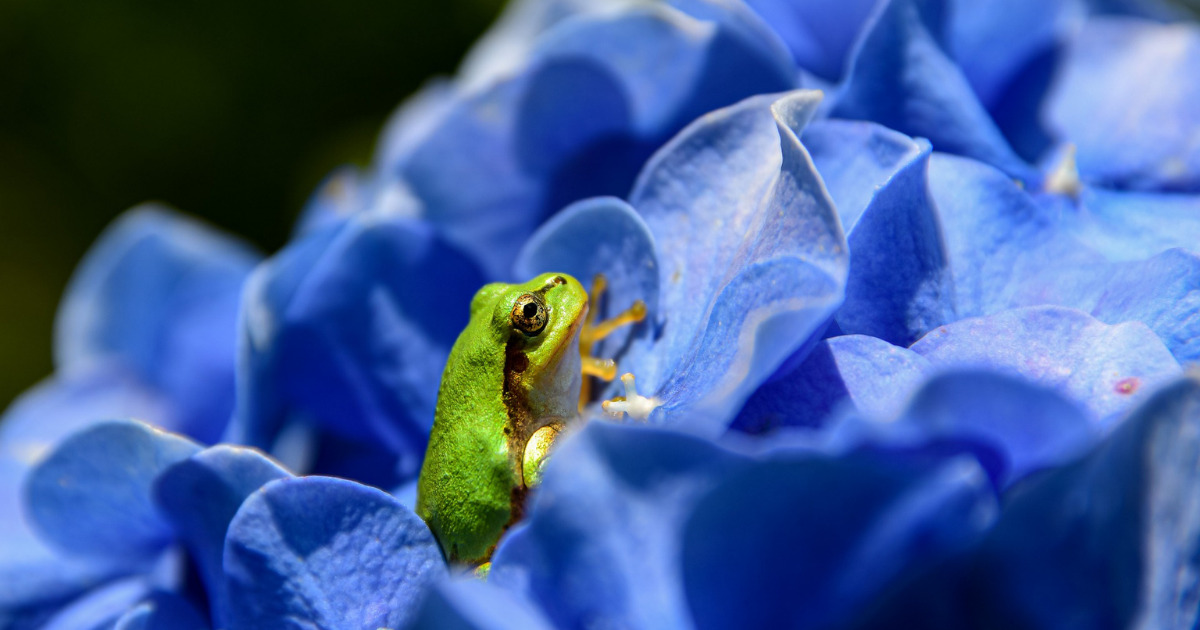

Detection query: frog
xmin=416 ymin=272 xmax=648 ymax=566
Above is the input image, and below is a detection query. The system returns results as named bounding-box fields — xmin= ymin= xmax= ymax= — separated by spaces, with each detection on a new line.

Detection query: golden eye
xmin=511 ymin=293 xmax=548 ymax=335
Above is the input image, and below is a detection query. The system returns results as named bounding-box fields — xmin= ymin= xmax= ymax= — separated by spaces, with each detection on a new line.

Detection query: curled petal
xmin=804 ymin=120 xmax=953 ymax=345
xmin=624 ymin=90 xmax=849 ymax=432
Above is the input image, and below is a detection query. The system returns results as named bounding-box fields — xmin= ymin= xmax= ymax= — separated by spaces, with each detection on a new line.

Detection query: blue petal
xmin=409 ymin=579 xmax=555 ymax=630
xmin=292 ymin=166 xmax=367 ymax=238
xmin=38 ymin=577 xmax=150 ymax=630
xmin=0 ymin=370 xmax=167 ymax=611
xmin=395 ymin=3 xmax=795 ymax=277
xmin=1004 ymin=244 xmax=1200 ymax=364
xmin=112 ymin=592 xmax=209 ymax=630
xmin=879 ymin=370 xmax=1100 ymax=488
xmin=373 ymin=79 xmax=456 ymax=177
xmin=928 ymin=152 xmax=1077 ymax=318
xmin=910 ymin=306 xmax=1181 ymax=428
xmin=491 ymin=422 xmax=749 ymax=630
xmin=848 ymin=375 xmax=1200 ymax=628
xmin=222 ymin=476 xmax=446 ymax=630
xmin=947 ymin=0 xmax=1082 ymax=108
xmin=54 ymin=205 xmax=258 ymax=442
xmin=832 ymin=0 xmax=1035 ymax=181
xmin=25 ymin=419 xmax=200 ymax=563
xmin=514 ymin=195 xmax=660 ymax=346
xmin=681 ymin=451 xmax=996 ymax=630
xmin=742 ymin=0 xmax=880 ymax=81
xmin=230 ymin=212 xmax=485 ymax=479
xmin=732 ymin=335 xmax=931 ymax=434
xmin=153 ymin=445 xmax=290 ymax=629
xmin=972 ymin=374 xmax=1200 ymax=628
xmin=804 ymin=120 xmax=953 ymax=345
xmin=623 ymin=90 xmax=849 ymax=432
xmin=1045 ymin=18 xmax=1200 ymax=191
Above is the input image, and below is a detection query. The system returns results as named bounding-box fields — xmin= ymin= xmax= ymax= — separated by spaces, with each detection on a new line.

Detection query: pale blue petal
xmin=25 ymin=420 xmax=200 ymax=563
xmin=910 ymin=306 xmax=1182 ymax=428
xmin=1045 ymin=18 xmax=1200 ymax=191
xmin=833 ymin=0 xmax=1035 ymax=181
xmin=54 ymin=205 xmax=258 ymax=442
xmin=491 ymin=423 xmax=749 ymax=630
xmin=409 ymin=579 xmax=555 ymax=630
xmin=731 ymin=335 xmax=930 ymax=434
xmin=623 ymin=90 xmax=849 ymax=432
xmin=681 ymin=452 xmax=995 ymax=630
xmin=153 ymin=445 xmax=290 ymax=628
xmin=231 ymin=212 xmax=484 ymax=479
xmin=223 ymin=476 xmax=446 ymax=630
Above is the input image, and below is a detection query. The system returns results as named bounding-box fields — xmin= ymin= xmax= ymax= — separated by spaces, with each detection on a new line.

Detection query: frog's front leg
xmin=523 ymin=422 xmax=562 ymax=487
xmin=578 ymin=273 xmax=647 ymax=410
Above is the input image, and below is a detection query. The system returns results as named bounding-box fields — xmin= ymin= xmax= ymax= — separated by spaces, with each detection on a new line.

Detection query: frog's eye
xmin=511 ymin=293 xmax=549 ymax=335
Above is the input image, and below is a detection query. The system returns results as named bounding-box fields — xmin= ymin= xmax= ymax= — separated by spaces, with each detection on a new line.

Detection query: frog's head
xmin=473 ymin=272 xmax=588 ymax=418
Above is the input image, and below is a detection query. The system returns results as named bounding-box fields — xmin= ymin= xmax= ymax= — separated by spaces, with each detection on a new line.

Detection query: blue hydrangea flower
xmin=5 ymin=0 xmax=1200 ymax=626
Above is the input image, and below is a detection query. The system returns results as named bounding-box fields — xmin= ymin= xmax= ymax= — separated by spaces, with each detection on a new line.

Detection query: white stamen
xmin=601 ymin=373 xmax=661 ymax=421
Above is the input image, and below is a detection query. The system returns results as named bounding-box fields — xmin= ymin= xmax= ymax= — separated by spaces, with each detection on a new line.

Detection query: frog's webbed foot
xmin=579 ymin=273 xmax=646 ymax=411
xmin=601 ymin=372 xmax=661 ymax=421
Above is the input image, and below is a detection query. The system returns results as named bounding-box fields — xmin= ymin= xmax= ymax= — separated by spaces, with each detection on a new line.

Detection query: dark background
xmin=1 ymin=0 xmax=1198 ymax=409
xmin=0 ymin=0 xmax=506 ymax=408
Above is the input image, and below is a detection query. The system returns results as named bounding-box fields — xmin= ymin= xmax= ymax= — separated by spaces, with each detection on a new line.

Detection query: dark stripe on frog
xmin=501 ymin=332 xmax=531 ymax=533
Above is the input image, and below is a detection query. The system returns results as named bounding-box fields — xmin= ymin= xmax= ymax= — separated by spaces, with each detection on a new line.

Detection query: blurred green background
xmin=0 ymin=0 xmax=506 ymax=408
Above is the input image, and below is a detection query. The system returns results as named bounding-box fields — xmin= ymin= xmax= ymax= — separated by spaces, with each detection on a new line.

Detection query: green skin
xmin=416 ymin=273 xmax=587 ymax=565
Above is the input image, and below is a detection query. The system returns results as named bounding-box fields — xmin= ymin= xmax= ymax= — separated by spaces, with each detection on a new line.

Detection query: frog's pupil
xmin=523 ymin=303 xmax=538 ymax=318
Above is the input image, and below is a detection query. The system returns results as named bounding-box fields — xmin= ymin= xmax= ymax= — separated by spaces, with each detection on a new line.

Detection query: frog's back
xmin=416 ymin=311 xmax=518 ymax=564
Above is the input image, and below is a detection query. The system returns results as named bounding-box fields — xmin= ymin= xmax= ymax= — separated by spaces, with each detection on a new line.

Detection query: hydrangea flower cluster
xmin=3 ymin=0 xmax=1200 ymax=627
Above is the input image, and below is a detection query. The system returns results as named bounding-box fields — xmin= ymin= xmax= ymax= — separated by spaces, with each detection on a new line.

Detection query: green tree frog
xmin=416 ymin=272 xmax=646 ymax=566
